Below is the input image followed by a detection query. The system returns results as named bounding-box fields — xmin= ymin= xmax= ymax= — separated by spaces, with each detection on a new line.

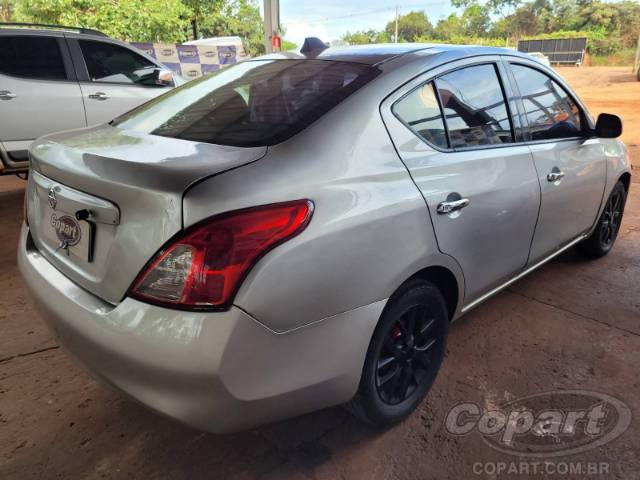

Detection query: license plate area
xmin=43 ymin=206 xmax=94 ymax=262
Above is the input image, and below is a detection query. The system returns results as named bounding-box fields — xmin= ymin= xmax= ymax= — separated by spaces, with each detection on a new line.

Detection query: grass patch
xmin=590 ymin=48 xmax=637 ymax=66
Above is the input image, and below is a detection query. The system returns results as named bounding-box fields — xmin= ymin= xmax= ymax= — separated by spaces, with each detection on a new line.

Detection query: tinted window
xmin=80 ymin=40 xmax=157 ymax=85
xmin=393 ymin=83 xmax=448 ymax=149
xmin=435 ymin=64 xmax=513 ymax=148
xmin=114 ymin=60 xmax=379 ymax=147
xmin=511 ymin=64 xmax=583 ymax=140
xmin=0 ymin=36 xmax=66 ymax=80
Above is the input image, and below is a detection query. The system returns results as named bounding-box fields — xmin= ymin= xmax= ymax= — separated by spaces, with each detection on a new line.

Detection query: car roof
xmin=258 ymin=43 xmax=525 ymax=66
xmin=0 ymin=22 xmax=107 ymax=38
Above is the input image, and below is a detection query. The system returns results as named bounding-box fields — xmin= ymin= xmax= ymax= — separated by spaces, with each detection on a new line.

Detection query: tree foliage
xmin=197 ymin=0 xmax=265 ymax=55
xmin=0 ymin=0 xmax=14 ymax=21
xmin=342 ymin=29 xmax=390 ymax=45
xmin=384 ymin=11 xmax=433 ymax=42
xmin=14 ymin=0 xmax=191 ymax=42
xmin=341 ymin=1 xmax=640 ymax=57
xmin=10 ymin=0 xmax=265 ymax=54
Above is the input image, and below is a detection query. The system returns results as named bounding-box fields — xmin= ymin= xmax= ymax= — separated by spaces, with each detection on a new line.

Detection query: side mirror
xmin=595 ymin=113 xmax=622 ymax=138
xmin=153 ymin=68 xmax=175 ymax=87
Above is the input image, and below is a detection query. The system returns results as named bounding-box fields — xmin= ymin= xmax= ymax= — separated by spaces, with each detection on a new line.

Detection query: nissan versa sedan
xmin=18 ymin=44 xmax=630 ymax=433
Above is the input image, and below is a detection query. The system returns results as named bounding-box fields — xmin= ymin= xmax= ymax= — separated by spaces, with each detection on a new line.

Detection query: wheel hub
xmin=375 ymin=306 xmax=440 ymax=405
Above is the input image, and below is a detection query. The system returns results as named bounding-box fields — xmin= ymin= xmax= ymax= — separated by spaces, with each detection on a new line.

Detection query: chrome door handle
xmin=547 ymin=170 xmax=565 ymax=182
xmin=437 ymin=197 xmax=470 ymax=214
xmin=0 ymin=90 xmax=16 ymax=100
xmin=88 ymin=92 xmax=109 ymax=100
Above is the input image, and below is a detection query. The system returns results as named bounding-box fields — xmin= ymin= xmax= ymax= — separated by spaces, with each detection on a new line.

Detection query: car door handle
xmin=547 ymin=170 xmax=565 ymax=182
xmin=88 ymin=92 xmax=109 ymax=100
xmin=0 ymin=90 xmax=16 ymax=100
xmin=437 ymin=197 xmax=470 ymax=214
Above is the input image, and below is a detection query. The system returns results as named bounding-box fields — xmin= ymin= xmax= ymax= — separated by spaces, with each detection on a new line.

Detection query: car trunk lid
xmin=26 ymin=124 xmax=267 ymax=304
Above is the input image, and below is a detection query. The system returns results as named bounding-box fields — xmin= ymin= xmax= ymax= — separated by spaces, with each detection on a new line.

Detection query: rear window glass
xmin=393 ymin=82 xmax=448 ymax=149
xmin=0 ymin=36 xmax=66 ymax=80
xmin=435 ymin=64 xmax=513 ymax=148
xmin=113 ymin=59 xmax=380 ymax=147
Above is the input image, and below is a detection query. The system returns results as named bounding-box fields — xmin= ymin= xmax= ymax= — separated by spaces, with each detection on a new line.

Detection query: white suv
xmin=0 ymin=23 xmax=180 ymax=175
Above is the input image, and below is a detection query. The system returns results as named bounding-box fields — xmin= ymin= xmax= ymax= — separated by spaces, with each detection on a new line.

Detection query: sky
xmin=274 ymin=0 xmax=458 ymax=45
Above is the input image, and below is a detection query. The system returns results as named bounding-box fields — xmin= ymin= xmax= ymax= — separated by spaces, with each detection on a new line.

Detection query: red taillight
xmin=129 ymin=200 xmax=313 ymax=310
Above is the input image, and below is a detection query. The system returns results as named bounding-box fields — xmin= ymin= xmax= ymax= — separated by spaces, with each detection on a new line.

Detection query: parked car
xmin=19 ymin=44 xmax=630 ymax=433
xmin=527 ymin=51 xmax=551 ymax=67
xmin=0 ymin=23 xmax=181 ymax=175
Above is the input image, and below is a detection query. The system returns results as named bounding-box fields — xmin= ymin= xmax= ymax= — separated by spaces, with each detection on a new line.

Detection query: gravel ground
xmin=1 ymin=66 xmax=639 ymax=479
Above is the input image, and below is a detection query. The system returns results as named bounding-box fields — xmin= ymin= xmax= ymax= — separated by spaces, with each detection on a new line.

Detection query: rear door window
xmin=434 ymin=64 xmax=514 ymax=148
xmin=113 ymin=59 xmax=380 ymax=147
xmin=79 ymin=40 xmax=158 ymax=86
xmin=392 ymin=82 xmax=448 ymax=149
xmin=0 ymin=36 xmax=67 ymax=80
xmin=510 ymin=64 xmax=583 ymax=140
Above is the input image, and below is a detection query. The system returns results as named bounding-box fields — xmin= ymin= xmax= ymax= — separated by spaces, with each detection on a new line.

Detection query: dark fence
xmin=517 ymin=38 xmax=587 ymax=65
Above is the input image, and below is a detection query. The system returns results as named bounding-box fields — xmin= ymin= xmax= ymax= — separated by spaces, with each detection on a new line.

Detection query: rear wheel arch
xmin=404 ymin=266 xmax=460 ymax=322
xmin=619 ymin=172 xmax=631 ymax=193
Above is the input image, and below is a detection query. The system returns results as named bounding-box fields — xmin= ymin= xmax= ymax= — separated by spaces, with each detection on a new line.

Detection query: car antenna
xmin=300 ymin=37 xmax=329 ymax=56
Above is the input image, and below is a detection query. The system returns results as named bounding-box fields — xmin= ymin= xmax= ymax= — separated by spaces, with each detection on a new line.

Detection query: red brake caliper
xmin=391 ymin=325 xmax=403 ymax=340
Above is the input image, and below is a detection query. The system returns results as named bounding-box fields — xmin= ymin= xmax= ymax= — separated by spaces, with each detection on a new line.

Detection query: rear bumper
xmin=18 ymin=225 xmax=384 ymax=432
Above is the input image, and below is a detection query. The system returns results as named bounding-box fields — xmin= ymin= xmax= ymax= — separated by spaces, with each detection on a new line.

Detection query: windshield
xmin=113 ymin=59 xmax=380 ymax=147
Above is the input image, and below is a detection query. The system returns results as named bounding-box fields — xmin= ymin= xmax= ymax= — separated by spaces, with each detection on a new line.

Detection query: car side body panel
xmin=380 ymin=56 xmax=541 ymax=304
xmin=501 ymin=58 xmax=609 ymax=264
xmin=183 ymin=64 xmax=466 ymax=332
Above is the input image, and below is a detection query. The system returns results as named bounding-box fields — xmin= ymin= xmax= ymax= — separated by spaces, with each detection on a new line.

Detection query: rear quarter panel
xmin=183 ymin=66 xmax=465 ymax=332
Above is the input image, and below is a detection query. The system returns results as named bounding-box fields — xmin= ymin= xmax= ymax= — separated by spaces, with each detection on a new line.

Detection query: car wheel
xmin=577 ymin=181 xmax=626 ymax=258
xmin=347 ymin=279 xmax=448 ymax=427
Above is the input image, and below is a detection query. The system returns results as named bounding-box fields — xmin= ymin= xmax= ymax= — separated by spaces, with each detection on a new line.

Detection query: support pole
xmin=394 ymin=6 xmax=399 ymax=43
xmin=263 ymin=0 xmax=280 ymax=54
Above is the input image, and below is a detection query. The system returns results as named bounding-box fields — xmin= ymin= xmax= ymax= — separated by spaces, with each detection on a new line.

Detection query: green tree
xmin=15 ymin=0 xmax=191 ymax=42
xmin=281 ymin=39 xmax=297 ymax=51
xmin=384 ymin=10 xmax=433 ymax=42
xmin=198 ymin=0 xmax=265 ymax=56
xmin=461 ymin=4 xmax=492 ymax=36
xmin=433 ymin=4 xmax=490 ymax=40
xmin=183 ymin=0 xmax=223 ymax=36
xmin=0 ymin=0 xmax=14 ymax=21
xmin=342 ymin=29 xmax=390 ymax=45
xmin=433 ymin=14 xmax=464 ymax=40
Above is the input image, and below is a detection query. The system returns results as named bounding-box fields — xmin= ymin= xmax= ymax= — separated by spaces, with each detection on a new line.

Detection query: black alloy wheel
xmin=376 ymin=305 xmax=439 ymax=405
xmin=577 ymin=180 xmax=627 ymax=258
xmin=599 ymin=187 xmax=624 ymax=249
xmin=347 ymin=279 xmax=448 ymax=427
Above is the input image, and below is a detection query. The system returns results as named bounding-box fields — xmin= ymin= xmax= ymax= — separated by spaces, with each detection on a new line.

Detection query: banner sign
xmin=130 ymin=41 xmax=248 ymax=80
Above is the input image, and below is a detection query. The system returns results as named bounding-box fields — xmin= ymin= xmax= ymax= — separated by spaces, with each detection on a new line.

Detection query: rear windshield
xmin=113 ymin=59 xmax=380 ymax=147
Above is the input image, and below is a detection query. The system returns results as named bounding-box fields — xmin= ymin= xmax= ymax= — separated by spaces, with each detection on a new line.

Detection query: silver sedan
xmin=19 ymin=44 xmax=630 ymax=433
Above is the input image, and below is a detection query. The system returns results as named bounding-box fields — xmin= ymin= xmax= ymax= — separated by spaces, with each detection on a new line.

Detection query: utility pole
xmin=263 ymin=0 xmax=280 ymax=54
xmin=394 ymin=6 xmax=399 ymax=43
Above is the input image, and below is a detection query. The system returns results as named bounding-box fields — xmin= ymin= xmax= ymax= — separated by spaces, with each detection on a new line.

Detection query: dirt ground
xmin=1 ymin=66 xmax=639 ymax=479
xmin=556 ymin=66 xmax=640 ymax=171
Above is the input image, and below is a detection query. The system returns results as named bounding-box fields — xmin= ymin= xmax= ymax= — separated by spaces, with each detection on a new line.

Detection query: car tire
xmin=346 ymin=279 xmax=448 ymax=427
xmin=577 ymin=181 xmax=627 ymax=258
